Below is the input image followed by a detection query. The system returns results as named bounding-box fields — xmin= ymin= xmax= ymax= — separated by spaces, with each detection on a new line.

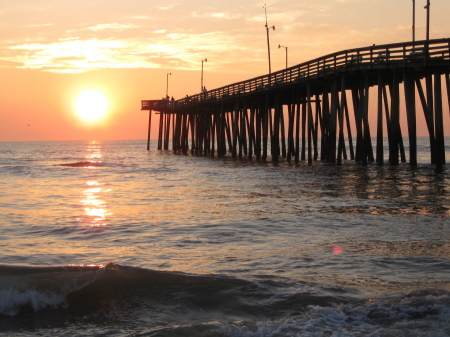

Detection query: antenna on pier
xmin=264 ymin=4 xmax=275 ymax=75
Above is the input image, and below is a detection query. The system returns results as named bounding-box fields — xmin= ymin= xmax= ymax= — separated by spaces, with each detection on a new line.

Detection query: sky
xmin=1 ymin=0 xmax=449 ymax=141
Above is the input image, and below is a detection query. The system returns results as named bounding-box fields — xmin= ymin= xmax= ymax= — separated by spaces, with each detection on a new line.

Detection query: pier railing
xmin=142 ymin=38 xmax=450 ymax=112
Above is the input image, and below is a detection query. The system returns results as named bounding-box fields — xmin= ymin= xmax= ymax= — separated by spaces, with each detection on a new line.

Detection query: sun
xmin=75 ymin=90 xmax=108 ymax=121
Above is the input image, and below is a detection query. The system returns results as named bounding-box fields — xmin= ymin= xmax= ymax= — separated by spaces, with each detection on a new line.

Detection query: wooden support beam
xmin=211 ymin=113 xmax=216 ymax=156
xmin=157 ymin=112 xmax=164 ymax=150
xmin=307 ymin=83 xmax=314 ymax=164
xmin=314 ymin=94 xmax=321 ymax=161
xmin=352 ymin=84 xmax=364 ymax=163
xmin=273 ymin=105 xmax=280 ymax=162
xmin=164 ymin=113 xmax=171 ymax=150
xmin=363 ymin=75 xmax=374 ymax=163
xmin=404 ymin=71 xmax=417 ymax=166
xmin=262 ymin=100 xmax=269 ymax=161
xmin=321 ymin=92 xmax=330 ymax=161
xmin=389 ymin=73 xmax=400 ymax=165
xmin=344 ymin=98 xmax=354 ymax=160
xmin=434 ymin=73 xmax=446 ymax=165
xmin=248 ymin=108 xmax=255 ymax=159
xmin=376 ymin=76 xmax=384 ymax=164
xmin=446 ymin=73 xmax=450 ymax=118
xmin=337 ymin=76 xmax=346 ymax=165
xmin=225 ymin=113 xmax=233 ymax=154
xmin=189 ymin=113 xmax=195 ymax=155
xmin=181 ymin=113 xmax=189 ymax=154
xmin=147 ymin=111 xmax=154 ymax=150
xmin=232 ymin=109 xmax=238 ymax=158
xmin=301 ymin=99 xmax=307 ymax=161
xmin=295 ymin=103 xmax=300 ymax=163
xmin=280 ymin=105 xmax=287 ymax=159
xmin=328 ymin=80 xmax=338 ymax=163
xmin=286 ymin=104 xmax=294 ymax=162
xmin=416 ymin=77 xmax=436 ymax=164
xmin=256 ymin=107 xmax=262 ymax=160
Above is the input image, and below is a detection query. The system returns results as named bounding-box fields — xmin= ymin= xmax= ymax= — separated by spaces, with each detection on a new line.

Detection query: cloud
xmin=88 ymin=23 xmax=141 ymax=31
xmin=158 ymin=4 xmax=177 ymax=11
xmin=192 ymin=10 xmax=244 ymax=20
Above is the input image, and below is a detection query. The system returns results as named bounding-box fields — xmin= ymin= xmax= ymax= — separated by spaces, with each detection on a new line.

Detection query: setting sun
xmin=75 ymin=89 xmax=108 ymax=121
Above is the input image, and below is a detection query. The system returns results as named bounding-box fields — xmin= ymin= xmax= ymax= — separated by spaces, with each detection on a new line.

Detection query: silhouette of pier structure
xmin=142 ymin=38 xmax=450 ymax=165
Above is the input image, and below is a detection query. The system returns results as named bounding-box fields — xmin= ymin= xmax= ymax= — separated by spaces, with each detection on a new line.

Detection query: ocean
xmin=0 ymin=139 xmax=449 ymax=336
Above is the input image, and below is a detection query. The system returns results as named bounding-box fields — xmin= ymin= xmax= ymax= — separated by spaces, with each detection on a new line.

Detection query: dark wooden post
xmin=256 ymin=107 xmax=262 ymax=160
xmin=286 ymin=104 xmax=294 ymax=162
xmin=147 ymin=110 xmax=152 ymax=151
xmin=352 ymin=84 xmax=363 ymax=163
xmin=307 ymin=84 xmax=314 ymax=164
xmin=295 ymin=103 xmax=300 ymax=163
xmin=446 ymin=74 xmax=450 ymax=117
xmin=328 ymin=79 xmax=338 ymax=163
xmin=434 ymin=73 xmax=446 ymax=165
xmin=301 ymin=100 xmax=307 ymax=161
xmin=280 ymin=105 xmax=287 ymax=159
xmin=314 ymin=94 xmax=321 ymax=161
xmin=416 ymin=78 xmax=436 ymax=164
xmin=157 ymin=112 xmax=164 ymax=150
xmin=363 ymin=75 xmax=374 ymax=163
xmin=337 ymin=76 xmax=346 ymax=165
xmin=404 ymin=71 xmax=417 ymax=166
xmin=262 ymin=101 xmax=269 ymax=161
xmin=248 ymin=108 xmax=255 ymax=159
xmin=344 ymin=98 xmax=354 ymax=160
xmin=389 ymin=72 xmax=400 ymax=165
xmin=376 ymin=76 xmax=384 ymax=164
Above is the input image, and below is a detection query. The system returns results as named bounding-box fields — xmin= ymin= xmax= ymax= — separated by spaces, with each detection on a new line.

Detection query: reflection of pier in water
xmin=142 ymin=38 xmax=450 ymax=166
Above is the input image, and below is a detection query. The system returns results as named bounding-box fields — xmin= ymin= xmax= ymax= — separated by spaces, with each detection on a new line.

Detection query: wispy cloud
xmin=88 ymin=23 xmax=141 ymax=31
xmin=158 ymin=4 xmax=177 ymax=11
xmin=192 ymin=11 xmax=244 ymax=20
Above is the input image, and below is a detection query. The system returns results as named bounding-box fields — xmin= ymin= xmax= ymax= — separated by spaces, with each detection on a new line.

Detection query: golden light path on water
xmin=78 ymin=141 xmax=111 ymax=227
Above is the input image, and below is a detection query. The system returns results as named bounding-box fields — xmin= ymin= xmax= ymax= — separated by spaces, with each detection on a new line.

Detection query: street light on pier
xmin=412 ymin=0 xmax=415 ymax=42
xmin=264 ymin=4 xmax=275 ymax=75
xmin=166 ymin=72 xmax=171 ymax=99
xmin=201 ymin=59 xmax=207 ymax=92
xmin=278 ymin=44 xmax=288 ymax=69
xmin=424 ymin=0 xmax=430 ymax=41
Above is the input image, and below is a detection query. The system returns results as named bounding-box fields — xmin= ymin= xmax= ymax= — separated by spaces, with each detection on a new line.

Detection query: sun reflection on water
xmin=85 ymin=140 xmax=103 ymax=161
xmin=80 ymin=181 xmax=111 ymax=227
xmin=78 ymin=142 xmax=111 ymax=227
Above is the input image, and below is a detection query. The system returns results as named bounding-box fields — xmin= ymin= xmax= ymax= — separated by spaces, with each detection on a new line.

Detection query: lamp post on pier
xmin=201 ymin=59 xmax=207 ymax=92
xmin=278 ymin=44 xmax=288 ymax=69
xmin=412 ymin=0 xmax=415 ymax=42
xmin=166 ymin=72 xmax=171 ymax=99
xmin=264 ymin=4 xmax=275 ymax=75
xmin=424 ymin=0 xmax=430 ymax=41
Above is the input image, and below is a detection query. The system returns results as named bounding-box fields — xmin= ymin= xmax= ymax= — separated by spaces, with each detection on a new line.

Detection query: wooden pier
xmin=142 ymin=38 xmax=450 ymax=166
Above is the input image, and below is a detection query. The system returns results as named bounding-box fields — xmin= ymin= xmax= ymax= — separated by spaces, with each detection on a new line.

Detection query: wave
xmin=0 ymin=262 xmax=347 ymax=318
xmin=0 ymin=263 xmax=106 ymax=316
xmin=1 ymin=263 xmax=449 ymax=336
xmin=57 ymin=161 xmax=103 ymax=168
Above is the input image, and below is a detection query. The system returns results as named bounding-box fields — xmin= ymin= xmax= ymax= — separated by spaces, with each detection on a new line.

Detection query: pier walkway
xmin=142 ymin=38 xmax=450 ymax=165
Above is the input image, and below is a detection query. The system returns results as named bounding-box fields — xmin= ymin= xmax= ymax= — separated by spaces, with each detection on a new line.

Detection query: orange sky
xmin=1 ymin=0 xmax=449 ymax=141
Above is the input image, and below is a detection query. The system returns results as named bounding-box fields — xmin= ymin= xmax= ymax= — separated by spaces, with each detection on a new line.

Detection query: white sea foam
xmin=217 ymin=291 xmax=450 ymax=337
xmin=0 ymin=287 xmax=65 ymax=316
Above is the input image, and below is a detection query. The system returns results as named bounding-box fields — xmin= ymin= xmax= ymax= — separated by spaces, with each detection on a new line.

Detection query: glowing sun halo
xmin=75 ymin=90 xmax=108 ymax=121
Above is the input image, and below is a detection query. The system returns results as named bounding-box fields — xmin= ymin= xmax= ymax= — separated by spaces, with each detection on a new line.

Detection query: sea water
xmin=0 ymin=139 xmax=449 ymax=336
